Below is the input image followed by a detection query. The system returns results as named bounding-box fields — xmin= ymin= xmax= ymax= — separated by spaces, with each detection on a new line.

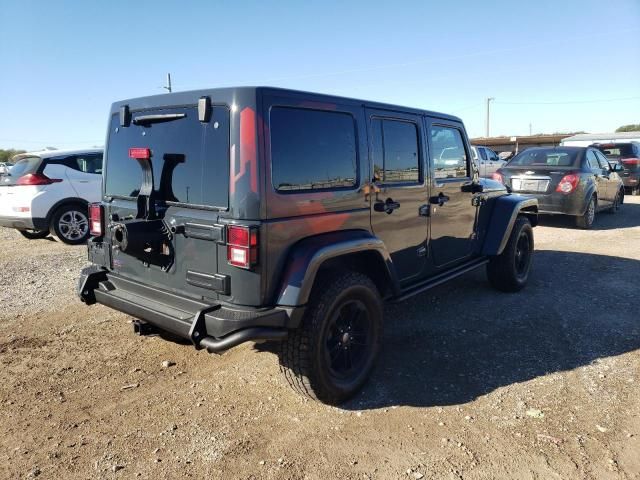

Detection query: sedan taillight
xmin=556 ymin=174 xmax=579 ymax=194
xmin=89 ymin=203 xmax=104 ymax=236
xmin=491 ymin=172 xmax=503 ymax=183
xmin=227 ymin=225 xmax=258 ymax=269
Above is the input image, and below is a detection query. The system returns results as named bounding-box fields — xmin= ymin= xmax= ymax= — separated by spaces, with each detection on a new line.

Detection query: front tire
xmin=279 ymin=270 xmax=383 ymax=405
xmin=18 ymin=229 xmax=50 ymax=240
xmin=50 ymin=204 xmax=90 ymax=245
xmin=576 ymin=196 xmax=596 ymax=229
xmin=487 ymin=216 xmax=533 ymax=292
xmin=607 ymin=190 xmax=622 ymax=214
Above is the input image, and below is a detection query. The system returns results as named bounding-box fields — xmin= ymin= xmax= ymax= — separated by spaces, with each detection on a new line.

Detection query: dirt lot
xmin=1 ymin=198 xmax=639 ymax=480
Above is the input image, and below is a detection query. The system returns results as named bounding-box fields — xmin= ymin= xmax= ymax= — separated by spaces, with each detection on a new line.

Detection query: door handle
xmin=374 ymin=198 xmax=401 ymax=214
xmin=429 ymin=193 xmax=450 ymax=206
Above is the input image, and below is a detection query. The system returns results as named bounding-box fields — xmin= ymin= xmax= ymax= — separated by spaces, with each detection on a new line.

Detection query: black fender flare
xmin=275 ymin=230 xmax=399 ymax=307
xmin=481 ymin=195 xmax=538 ymax=256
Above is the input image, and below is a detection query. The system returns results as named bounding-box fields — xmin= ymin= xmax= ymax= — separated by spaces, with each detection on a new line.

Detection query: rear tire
xmin=18 ymin=229 xmax=50 ymax=240
xmin=576 ymin=196 xmax=596 ymax=229
xmin=487 ymin=216 xmax=533 ymax=293
xmin=50 ymin=204 xmax=90 ymax=245
xmin=279 ymin=270 xmax=383 ymax=405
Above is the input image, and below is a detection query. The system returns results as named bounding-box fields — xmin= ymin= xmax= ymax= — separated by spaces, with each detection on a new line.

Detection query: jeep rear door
xmin=366 ymin=108 xmax=428 ymax=284
xmin=425 ymin=118 xmax=478 ymax=267
xmin=103 ymin=105 xmax=231 ymax=302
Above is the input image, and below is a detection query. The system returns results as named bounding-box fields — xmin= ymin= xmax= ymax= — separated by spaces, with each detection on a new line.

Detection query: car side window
xmin=586 ymin=150 xmax=601 ymax=170
xmin=594 ymin=151 xmax=611 ymax=170
xmin=75 ymin=154 xmax=104 ymax=174
xmin=371 ymin=118 xmax=420 ymax=184
xmin=430 ymin=125 xmax=468 ymax=179
xmin=488 ymin=149 xmax=499 ymax=161
xmin=478 ymin=147 xmax=487 ymax=161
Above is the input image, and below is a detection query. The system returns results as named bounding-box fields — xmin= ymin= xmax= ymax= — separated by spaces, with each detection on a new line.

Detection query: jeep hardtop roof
xmin=108 ymin=86 xmax=463 ymax=123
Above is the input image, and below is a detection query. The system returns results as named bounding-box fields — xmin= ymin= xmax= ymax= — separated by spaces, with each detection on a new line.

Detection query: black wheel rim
xmin=324 ymin=299 xmax=372 ymax=381
xmin=514 ymin=231 xmax=531 ymax=277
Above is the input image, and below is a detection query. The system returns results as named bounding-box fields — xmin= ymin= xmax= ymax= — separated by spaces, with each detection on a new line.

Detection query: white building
xmin=561 ymin=132 xmax=640 ymax=146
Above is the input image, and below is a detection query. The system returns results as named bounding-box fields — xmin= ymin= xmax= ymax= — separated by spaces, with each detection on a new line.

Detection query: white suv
xmin=0 ymin=148 xmax=103 ymax=244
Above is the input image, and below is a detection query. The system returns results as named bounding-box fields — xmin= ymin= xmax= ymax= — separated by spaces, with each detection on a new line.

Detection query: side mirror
xmin=611 ymin=163 xmax=623 ymax=172
xmin=461 ymin=182 xmax=484 ymax=193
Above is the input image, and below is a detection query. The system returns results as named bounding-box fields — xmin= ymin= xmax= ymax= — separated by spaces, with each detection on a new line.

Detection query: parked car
xmin=493 ymin=146 xmax=624 ymax=229
xmin=471 ymin=145 xmax=506 ymax=177
xmin=0 ymin=148 xmax=103 ymax=244
xmin=591 ymin=142 xmax=640 ymax=196
xmin=79 ymin=87 xmax=538 ymax=404
xmin=0 ymin=162 xmax=13 ymax=175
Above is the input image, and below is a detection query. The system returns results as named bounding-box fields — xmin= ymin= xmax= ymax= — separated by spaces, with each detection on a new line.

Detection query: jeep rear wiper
xmin=132 ymin=113 xmax=186 ymax=125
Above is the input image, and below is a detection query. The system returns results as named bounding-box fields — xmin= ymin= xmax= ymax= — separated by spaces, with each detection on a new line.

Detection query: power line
xmin=495 ymin=96 xmax=640 ymax=105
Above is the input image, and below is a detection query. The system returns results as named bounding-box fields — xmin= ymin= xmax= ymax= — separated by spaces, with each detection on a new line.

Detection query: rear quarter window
xmin=270 ymin=107 xmax=358 ymax=192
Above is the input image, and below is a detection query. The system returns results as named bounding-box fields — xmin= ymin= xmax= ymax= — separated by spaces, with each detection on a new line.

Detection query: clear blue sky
xmin=1 ymin=0 xmax=639 ymax=151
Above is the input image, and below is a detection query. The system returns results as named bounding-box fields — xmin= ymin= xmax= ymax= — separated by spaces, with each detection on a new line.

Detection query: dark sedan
xmin=493 ymin=146 xmax=624 ymax=229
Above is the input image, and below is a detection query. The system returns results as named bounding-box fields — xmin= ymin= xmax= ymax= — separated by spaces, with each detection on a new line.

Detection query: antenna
xmin=163 ymin=73 xmax=172 ymax=93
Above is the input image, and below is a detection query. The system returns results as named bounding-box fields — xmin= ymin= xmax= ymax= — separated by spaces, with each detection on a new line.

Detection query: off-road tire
xmin=18 ymin=229 xmax=50 ymax=240
xmin=487 ymin=216 xmax=533 ymax=293
xmin=50 ymin=203 xmax=90 ymax=245
xmin=575 ymin=196 xmax=596 ymax=229
xmin=279 ymin=270 xmax=383 ymax=405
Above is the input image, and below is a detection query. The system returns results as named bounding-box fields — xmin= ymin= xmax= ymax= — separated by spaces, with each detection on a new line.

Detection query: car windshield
xmin=507 ymin=149 xmax=579 ymax=167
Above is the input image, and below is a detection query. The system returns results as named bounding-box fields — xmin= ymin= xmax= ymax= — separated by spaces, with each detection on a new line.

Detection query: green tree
xmin=0 ymin=149 xmax=27 ymax=163
xmin=615 ymin=124 xmax=640 ymax=132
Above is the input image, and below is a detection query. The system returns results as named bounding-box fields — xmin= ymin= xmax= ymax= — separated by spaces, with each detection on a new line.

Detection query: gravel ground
xmin=0 ymin=198 xmax=639 ymax=479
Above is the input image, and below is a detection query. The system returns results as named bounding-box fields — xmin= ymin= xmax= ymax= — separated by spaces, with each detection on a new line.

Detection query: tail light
xmin=491 ymin=172 xmax=503 ymax=183
xmin=89 ymin=203 xmax=104 ymax=236
xmin=227 ymin=225 xmax=258 ymax=269
xmin=621 ymin=158 xmax=640 ymax=166
xmin=16 ymin=173 xmax=62 ymax=186
xmin=129 ymin=148 xmax=151 ymax=159
xmin=556 ymin=174 xmax=579 ymax=194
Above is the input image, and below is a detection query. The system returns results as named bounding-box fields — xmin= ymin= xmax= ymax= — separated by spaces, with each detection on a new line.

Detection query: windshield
xmin=105 ymin=106 xmax=230 ymax=208
xmin=507 ymin=149 xmax=580 ymax=168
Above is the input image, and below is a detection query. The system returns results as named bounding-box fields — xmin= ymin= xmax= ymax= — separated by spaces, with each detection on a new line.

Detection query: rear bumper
xmin=78 ymin=266 xmax=302 ymax=353
xmin=517 ymin=193 xmax=586 ymax=216
xmin=0 ymin=216 xmax=48 ymax=230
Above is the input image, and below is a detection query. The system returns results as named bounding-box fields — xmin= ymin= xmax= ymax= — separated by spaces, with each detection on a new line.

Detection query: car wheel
xmin=18 ymin=229 xmax=50 ymax=240
xmin=487 ymin=216 xmax=534 ymax=293
xmin=50 ymin=204 xmax=90 ymax=245
xmin=576 ymin=196 xmax=596 ymax=229
xmin=633 ymin=187 xmax=640 ymax=196
xmin=279 ymin=270 xmax=382 ymax=405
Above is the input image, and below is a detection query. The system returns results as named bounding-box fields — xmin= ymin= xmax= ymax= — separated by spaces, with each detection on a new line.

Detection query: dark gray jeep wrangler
xmin=79 ymin=87 xmax=537 ymax=404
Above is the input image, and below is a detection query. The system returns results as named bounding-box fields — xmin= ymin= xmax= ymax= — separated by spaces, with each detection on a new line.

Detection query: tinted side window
xmin=594 ymin=151 xmax=611 ymax=169
xmin=478 ymin=147 xmax=487 ymax=161
xmin=586 ymin=150 xmax=601 ymax=170
xmin=74 ymin=154 xmax=103 ymax=174
xmin=430 ymin=126 xmax=468 ymax=179
xmin=372 ymin=119 xmax=420 ymax=184
xmin=271 ymin=107 xmax=358 ymax=192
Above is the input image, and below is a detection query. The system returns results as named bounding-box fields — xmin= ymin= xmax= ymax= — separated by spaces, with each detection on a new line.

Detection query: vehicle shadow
xmin=538 ymin=200 xmax=640 ymax=230
xmin=342 ymin=250 xmax=640 ymax=410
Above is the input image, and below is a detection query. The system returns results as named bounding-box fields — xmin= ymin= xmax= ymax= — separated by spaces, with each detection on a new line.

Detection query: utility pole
xmin=529 ymin=122 xmax=532 ymax=136
xmin=163 ymin=73 xmax=172 ymax=93
xmin=485 ymin=97 xmax=495 ymax=137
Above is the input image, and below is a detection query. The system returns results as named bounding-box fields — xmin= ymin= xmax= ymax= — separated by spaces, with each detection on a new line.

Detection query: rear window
xmin=8 ymin=156 xmax=41 ymax=178
xmin=507 ymin=149 xmax=579 ymax=167
xmin=105 ymin=106 xmax=230 ymax=208
xmin=270 ymin=107 xmax=358 ymax=192
xmin=595 ymin=144 xmax=635 ymax=159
